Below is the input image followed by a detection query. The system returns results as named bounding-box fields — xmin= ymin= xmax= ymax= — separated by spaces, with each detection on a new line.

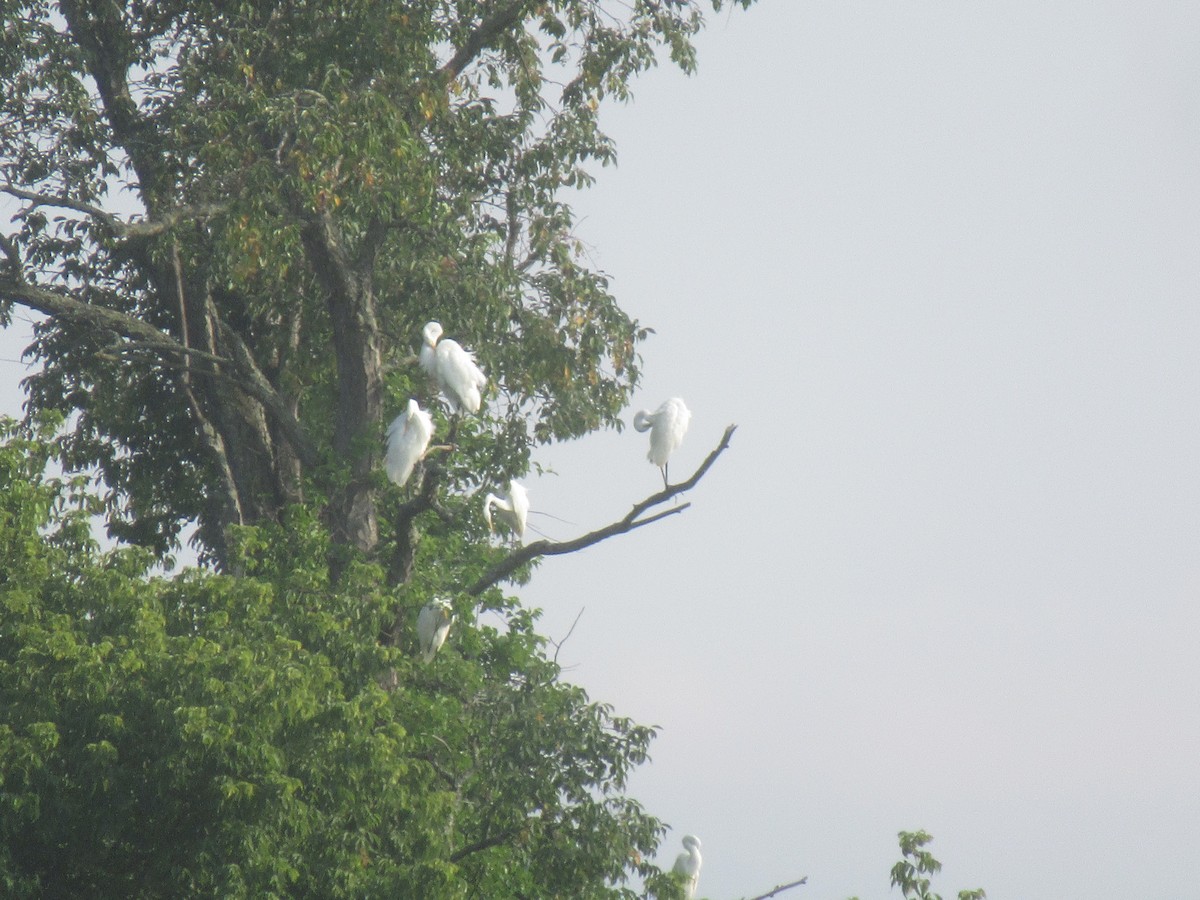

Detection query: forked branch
xmin=466 ymin=424 xmax=737 ymax=596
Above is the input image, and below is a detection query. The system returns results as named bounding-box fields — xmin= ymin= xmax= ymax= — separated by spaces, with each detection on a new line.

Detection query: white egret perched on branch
xmin=416 ymin=600 xmax=454 ymax=663
xmin=633 ymin=397 xmax=691 ymax=486
xmin=384 ymin=399 xmax=434 ymax=486
xmin=672 ymin=834 xmax=702 ymax=899
xmin=483 ymin=480 xmax=529 ymax=541
xmin=419 ymin=320 xmax=487 ymax=413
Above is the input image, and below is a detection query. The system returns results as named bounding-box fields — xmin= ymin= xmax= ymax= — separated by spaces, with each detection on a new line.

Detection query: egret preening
xmin=416 ymin=600 xmax=454 ymax=663
xmin=672 ymin=834 xmax=702 ymax=899
xmin=419 ymin=321 xmax=487 ymax=413
xmin=483 ymin=480 xmax=529 ymax=541
xmin=633 ymin=397 xmax=691 ymax=486
xmin=384 ymin=399 xmax=434 ymax=486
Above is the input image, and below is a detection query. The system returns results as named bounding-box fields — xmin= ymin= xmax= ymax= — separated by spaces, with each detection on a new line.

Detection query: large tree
xmin=1 ymin=0 xmax=746 ymax=567
xmin=1 ymin=1 xmax=748 ymax=896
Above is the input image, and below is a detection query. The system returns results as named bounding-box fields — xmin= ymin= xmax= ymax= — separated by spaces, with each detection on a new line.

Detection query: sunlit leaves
xmin=0 ymin=425 xmax=677 ymax=896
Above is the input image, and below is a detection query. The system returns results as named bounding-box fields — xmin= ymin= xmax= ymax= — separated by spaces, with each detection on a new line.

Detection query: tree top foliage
xmin=0 ymin=415 xmax=689 ymax=898
xmin=1 ymin=2 xmax=751 ymax=896
xmin=1 ymin=0 xmax=750 ymax=566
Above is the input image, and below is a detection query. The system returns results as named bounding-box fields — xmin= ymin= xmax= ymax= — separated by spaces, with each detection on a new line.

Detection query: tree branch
xmin=295 ymin=203 xmax=383 ymax=553
xmin=172 ymin=242 xmax=244 ymax=537
xmin=438 ymin=2 xmax=532 ymax=82
xmin=1 ymin=184 xmax=226 ymax=241
xmin=1 ymin=278 xmax=317 ymax=468
xmin=209 ymin=313 xmax=318 ymax=467
xmin=449 ymin=828 xmax=522 ymax=864
xmin=466 ymin=424 xmax=737 ymax=596
xmin=0 ymin=231 xmax=22 ymax=279
xmin=1 ymin=183 xmax=120 ymax=230
xmin=744 ymin=876 xmax=809 ymax=900
xmin=550 ymin=607 xmax=584 ymax=665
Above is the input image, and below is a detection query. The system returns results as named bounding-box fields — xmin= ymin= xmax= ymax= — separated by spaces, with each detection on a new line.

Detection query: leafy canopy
xmin=0 ymin=417 xmax=689 ymax=898
xmin=1 ymin=1 xmax=754 ymax=896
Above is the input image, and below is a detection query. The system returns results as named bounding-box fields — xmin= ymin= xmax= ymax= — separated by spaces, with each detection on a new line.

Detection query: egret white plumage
xmin=632 ymin=397 xmax=691 ymax=486
xmin=416 ymin=600 xmax=454 ymax=663
xmin=384 ymin=399 xmax=434 ymax=486
xmin=483 ymin=480 xmax=529 ymax=541
xmin=672 ymin=834 xmax=702 ymax=899
xmin=419 ymin=320 xmax=487 ymax=413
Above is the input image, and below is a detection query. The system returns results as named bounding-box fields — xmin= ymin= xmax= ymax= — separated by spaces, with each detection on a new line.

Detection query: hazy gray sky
xmin=4 ymin=3 xmax=1199 ymax=898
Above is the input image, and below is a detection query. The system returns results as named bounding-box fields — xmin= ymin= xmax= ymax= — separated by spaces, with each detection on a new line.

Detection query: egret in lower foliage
xmin=483 ymin=480 xmax=529 ymax=541
xmin=416 ymin=600 xmax=454 ymax=663
xmin=419 ymin=320 xmax=487 ymax=414
xmin=672 ymin=834 xmax=702 ymax=900
xmin=384 ymin=399 xmax=434 ymax=487
xmin=633 ymin=397 xmax=691 ymax=487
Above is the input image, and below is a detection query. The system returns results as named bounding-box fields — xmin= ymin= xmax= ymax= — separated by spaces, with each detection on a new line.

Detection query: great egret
xmin=483 ymin=480 xmax=529 ymax=541
xmin=633 ymin=397 xmax=691 ymax=486
xmin=672 ymin=834 xmax=702 ymax=899
xmin=419 ymin=320 xmax=487 ymax=413
xmin=384 ymin=399 xmax=434 ymax=486
xmin=416 ymin=600 xmax=454 ymax=663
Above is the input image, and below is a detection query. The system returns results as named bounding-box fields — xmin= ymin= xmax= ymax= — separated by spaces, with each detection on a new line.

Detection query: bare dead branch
xmin=466 ymin=424 xmax=737 ymax=596
xmin=744 ymin=876 xmax=809 ymax=900
xmin=550 ymin=607 xmax=585 ymax=665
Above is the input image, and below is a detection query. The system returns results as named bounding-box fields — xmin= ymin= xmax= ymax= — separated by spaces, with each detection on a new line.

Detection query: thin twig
xmin=744 ymin=876 xmax=808 ymax=900
xmin=549 ymin=607 xmax=585 ymax=665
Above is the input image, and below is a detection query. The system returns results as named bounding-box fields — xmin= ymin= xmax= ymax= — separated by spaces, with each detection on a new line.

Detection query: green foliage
xmin=1 ymin=3 xmax=756 ymax=895
xmin=0 ymin=419 xmax=674 ymax=897
xmin=2 ymin=0 xmax=752 ymax=560
xmin=848 ymin=830 xmax=985 ymax=900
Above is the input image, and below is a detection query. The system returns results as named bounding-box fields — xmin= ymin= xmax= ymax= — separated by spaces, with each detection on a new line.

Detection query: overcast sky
xmin=4 ymin=3 xmax=1200 ymax=898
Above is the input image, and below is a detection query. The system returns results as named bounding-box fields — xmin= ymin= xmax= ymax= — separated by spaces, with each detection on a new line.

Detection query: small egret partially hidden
xmin=633 ymin=397 xmax=691 ymax=486
xmin=672 ymin=834 xmax=702 ymax=900
xmin=419 ymin=321 xmax=487 ymax=413
xmin=416 ymin=600 xmax=454 ymax=663
xmin=483 ymin=480 xmax=529 ymax=541
xmin=384 ymin=399 xmax=434 ymax=486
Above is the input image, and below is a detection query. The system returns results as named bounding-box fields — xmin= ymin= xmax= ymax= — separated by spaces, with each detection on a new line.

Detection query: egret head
xmin=632 ymin=409 xmax=653 ymax=432
xmin=482 ymin=493 xmax=500 ymax=532
xmin=422 ymin=320 xmax=443 ymax=348
xmin=682 ymin=835 xmax=701 ymax=852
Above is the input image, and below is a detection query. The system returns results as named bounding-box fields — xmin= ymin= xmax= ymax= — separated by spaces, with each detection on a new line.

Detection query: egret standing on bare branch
xmin=672 ymin=834 xmax=702 ymax=899
xmin=419 ymin=321 xmax=487 ymax=413
xmin=416 ymin=600 xmax=454 ymax=663
xmin=633 ymin=397 xmax=691 ymax=487
xmin=384 ymin=399 xmax=434 ymax=487
xmin=483 ymin=480 xmax=529 ymax=541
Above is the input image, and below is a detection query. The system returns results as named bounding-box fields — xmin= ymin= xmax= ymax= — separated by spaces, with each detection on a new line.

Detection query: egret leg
xmin=660 ymin=463 xmax=669 ymax=489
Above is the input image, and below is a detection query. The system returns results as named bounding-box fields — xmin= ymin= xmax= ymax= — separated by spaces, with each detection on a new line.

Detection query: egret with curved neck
xmin=419 ymin=321 xmax=487 ymax=414
xmin=633 ymin=397 xmax=691 ymax=487
xmin=672 ymin=834 xmax=702 ymax=899
xmin=483 ymin=480 xmax=529 ymax=542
